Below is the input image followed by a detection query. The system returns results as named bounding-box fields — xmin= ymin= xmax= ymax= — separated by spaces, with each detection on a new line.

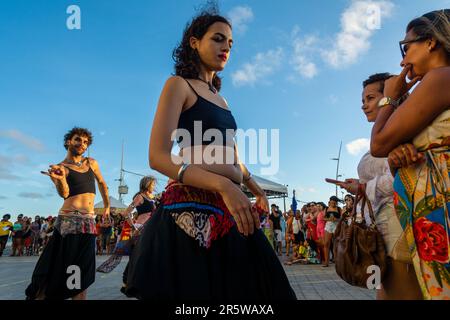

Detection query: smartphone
xmin=325 ymin=178 xmax=345 ymax=184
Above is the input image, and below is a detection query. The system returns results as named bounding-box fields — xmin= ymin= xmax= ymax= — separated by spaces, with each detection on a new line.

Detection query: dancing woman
xmin=97 ymin=176 xmax=157 ymax=292
xmin=124 ymin=9 xmax=296 ymax=300
xmin=371 ymin=10 xmax=450 ymax=299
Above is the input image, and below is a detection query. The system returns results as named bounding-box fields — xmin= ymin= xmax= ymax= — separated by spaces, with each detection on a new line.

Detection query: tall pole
xmin=283 ymin=185 xmax=288 ymax=213
xmin=331 ymin=141 xmax=342 ymax=198
xmin=335 ymin=141 xmax=342 ymax=197
xmin=119 ymin=140 xmax=125 ymax=203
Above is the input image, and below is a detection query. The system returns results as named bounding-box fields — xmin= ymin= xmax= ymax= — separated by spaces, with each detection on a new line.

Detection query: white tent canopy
xmin=241 ymin=175 xmax=288 ymax=198
xmin=94 ymin=196 xmax=127 ymax=209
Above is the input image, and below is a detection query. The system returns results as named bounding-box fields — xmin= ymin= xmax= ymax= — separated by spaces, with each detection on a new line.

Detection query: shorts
xmin=324 ymin=221 xmax=338 ymax=234
xmin=273 ymin=230 xmax=282 ymax=242
xmin=13 ymin=231 xmax=23 ymax=239
xmin=371 ymin=202 xmax=411 ymax=263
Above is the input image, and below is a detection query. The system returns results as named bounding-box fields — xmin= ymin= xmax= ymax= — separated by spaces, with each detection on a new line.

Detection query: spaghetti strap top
xmin=176 ymin=79 xmax=237 ymax=147
xmin=63 ymin=159 xmax=96 ymax=198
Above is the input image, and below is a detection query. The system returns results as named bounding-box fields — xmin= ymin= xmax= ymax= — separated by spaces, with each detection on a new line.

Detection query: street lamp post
xmin=330 ymin=141 xmax=343 ymax=197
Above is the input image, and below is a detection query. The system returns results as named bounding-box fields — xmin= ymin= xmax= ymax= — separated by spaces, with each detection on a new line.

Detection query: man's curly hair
xmin=63 ymin=127 xmax=93 ymax=150
xmin=172 ymin=6 xmax=231 ymax=92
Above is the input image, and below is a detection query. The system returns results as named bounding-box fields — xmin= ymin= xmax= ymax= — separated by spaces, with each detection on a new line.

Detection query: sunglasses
xmin=399 ymin=36 xmax=428 ymax=58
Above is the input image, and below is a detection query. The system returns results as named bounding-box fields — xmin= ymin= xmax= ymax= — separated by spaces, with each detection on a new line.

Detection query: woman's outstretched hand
xmin=336 ymin=178 xmax=360 ymax=195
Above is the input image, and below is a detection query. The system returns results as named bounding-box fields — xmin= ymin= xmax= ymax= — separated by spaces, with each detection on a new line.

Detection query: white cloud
xmin=346 ymin=138 xmax=370 ymax=155
xmin=18 ymin=192 xmax=45 ymax=199
xmin=0 ymin=129 xmax=45 ymax=152
xmin=0 ymin=154 xmax=26 ymax=181
xmin=227 ymin=6 xmax=254 ymax=34
xmin=322 ymin=1 xmax=394 ymax=68
xmin=232 ymin=48 xmax=283 ymax=87
xmin=291 ymin=34 xmax=319 ymax=78
xmin=293 ymin=186 xmax=317 ymax=195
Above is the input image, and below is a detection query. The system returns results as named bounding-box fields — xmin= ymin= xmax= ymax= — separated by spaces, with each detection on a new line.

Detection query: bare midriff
xmin=60 ymin=193 xmax=96 ymax=215
xmin=178 ymin=145 xmax=243 ymax=184
xmin=135 ymin=212 xmax=151 ymax=225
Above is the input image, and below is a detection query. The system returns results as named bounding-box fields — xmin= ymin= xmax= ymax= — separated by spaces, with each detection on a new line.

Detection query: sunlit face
xmin=147 ymin=180 xmax=156 ymax=193
xmin=400 ymin=30 xmax=431 ymax=79
xmin=67 ymin=134 xmax=90 ymax=156
xmin=361 ymin=82 xmax=384 ymax=123
xmin=192 ymin=22 xmax=233 ymax=72
xmin=345 ymin=196 xmax=354 ymax=206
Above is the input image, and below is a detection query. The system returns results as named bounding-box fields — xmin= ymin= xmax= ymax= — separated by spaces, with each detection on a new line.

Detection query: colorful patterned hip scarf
xmin=160 ymin=182 xmax=235 ymax=249
xmin=54 ymin=210 xmax=97 ymax=237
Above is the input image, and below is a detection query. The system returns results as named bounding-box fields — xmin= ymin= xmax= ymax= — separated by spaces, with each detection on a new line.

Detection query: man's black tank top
xmin=63 ymin=161 xmax=96 ymax=198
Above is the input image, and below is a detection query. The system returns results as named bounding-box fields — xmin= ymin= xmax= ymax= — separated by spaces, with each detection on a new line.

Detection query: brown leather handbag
xmin=333 ymin=188 xmax=387 ymax=288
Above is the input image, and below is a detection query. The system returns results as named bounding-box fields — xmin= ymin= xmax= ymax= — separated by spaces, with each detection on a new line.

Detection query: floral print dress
xmin=393 ymin=109 xmax=450 ymax=300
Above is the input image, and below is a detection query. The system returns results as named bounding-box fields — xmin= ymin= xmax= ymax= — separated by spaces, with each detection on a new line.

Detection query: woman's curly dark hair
xmin=172 ymin=10 xmax=232 ymax=92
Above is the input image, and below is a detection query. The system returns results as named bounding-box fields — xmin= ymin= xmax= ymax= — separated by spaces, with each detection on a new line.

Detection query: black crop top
xmin=325 ymin=208 xmax=341 ymax=219
xmin=176 ymin=79 xmax=237 ymax=147
xmin=136 ymin=197 xmax=156 ymax=215
xmin=64 ymin=165 xmax=96 ymax=198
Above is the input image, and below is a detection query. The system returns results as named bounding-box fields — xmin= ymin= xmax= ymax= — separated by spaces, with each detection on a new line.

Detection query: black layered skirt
xmin=124 ymin=182 xmax=297 ymax=301
xmin=25 ymin=229 xmax=96 ymax=300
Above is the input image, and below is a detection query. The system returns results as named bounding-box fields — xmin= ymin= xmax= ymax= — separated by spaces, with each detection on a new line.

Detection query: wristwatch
xmin=378 ymin=97 xmax=399 ymax=109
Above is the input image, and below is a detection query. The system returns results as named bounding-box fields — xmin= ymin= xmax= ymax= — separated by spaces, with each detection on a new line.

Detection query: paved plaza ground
xmin=0 ymin=253 xmax=375 ymax=300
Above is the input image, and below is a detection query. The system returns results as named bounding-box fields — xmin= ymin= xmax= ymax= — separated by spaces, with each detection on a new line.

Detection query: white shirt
xmin=292 ymin=218 xmax=302 ymax=234
xmin=357 ymin=151 xmax=394 ymax=224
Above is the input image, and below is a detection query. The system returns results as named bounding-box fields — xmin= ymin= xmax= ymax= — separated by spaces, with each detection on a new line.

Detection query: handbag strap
xmin=351 ymin=185 xmax=376 ymax=225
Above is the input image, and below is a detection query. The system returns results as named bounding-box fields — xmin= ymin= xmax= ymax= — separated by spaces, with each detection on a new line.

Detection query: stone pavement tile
xmin=1 ymin=255 xmax=376 ymax=300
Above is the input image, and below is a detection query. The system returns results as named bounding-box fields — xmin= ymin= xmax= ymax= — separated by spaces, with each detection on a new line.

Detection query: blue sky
xmin=1 ymin=0 xmax=449 ymax=219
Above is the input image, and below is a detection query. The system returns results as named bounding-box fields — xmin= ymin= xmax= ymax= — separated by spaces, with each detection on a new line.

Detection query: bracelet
xmin=177 ymin=163 xmax=190 ymax=183
xmin=243 ymin=172 xmax=252 ymax=182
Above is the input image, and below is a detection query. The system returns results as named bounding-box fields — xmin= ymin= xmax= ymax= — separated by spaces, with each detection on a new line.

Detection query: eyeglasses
xmin=399 ymin=36 xmax=428 ymax=58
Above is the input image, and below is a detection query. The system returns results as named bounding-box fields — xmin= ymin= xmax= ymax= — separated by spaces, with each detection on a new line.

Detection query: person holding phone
xmin=327 ymin=72 xmax=422 ymax=299
xmin=25 ymin=127 xmax=110 ymax=300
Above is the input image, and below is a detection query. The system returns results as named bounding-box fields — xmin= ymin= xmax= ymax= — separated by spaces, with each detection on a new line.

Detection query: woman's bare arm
xmin=149 ymin=76 xmax=258 ymax=235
